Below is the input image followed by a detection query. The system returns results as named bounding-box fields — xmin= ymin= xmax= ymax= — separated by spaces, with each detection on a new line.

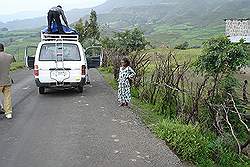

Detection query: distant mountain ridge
xmin=1 ymin=0 xmax=250 ymax=45
xmin=0 ymin=11 xmax=44 ymax=23
xmin=1 ymin=0 xmax=249 ymax=30
xmin=0 ymin=0 xmax=160 ymax=30
xmin=0 ymin=0 xmax=190 ymax=29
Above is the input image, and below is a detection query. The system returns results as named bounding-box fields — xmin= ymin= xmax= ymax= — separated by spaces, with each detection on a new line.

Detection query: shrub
xmin=174 ymin=41 xmax=189 ymax=50
xmin=154 ymin=119 xmax=214 ymax=162
xmin=154 ymin=119 xmax=250 ymax=167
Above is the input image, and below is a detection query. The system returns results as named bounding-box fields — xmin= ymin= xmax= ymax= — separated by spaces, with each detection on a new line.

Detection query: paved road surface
xmin=0 ymin=69 xmax=183 ymax=167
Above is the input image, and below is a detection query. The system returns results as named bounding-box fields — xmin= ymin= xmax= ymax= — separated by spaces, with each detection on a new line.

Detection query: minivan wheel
xmin=39 ymin=87 xmax=46 ymax=94
xmin=77 ymin=85 xmax=83 ymax=93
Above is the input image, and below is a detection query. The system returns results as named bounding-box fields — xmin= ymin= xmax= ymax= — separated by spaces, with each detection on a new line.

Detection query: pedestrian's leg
xmin=47 ymin=12 xmax=53 ymax=33
xmin=0 ymin=86 xmax=4 ymax=114
xmin=86 ymin=73 xmax=91 ymax=84
xmin=3 ymin=86 xmax=12 ymax=118
xmin=54 ymin=14 xmax=64 ymax=34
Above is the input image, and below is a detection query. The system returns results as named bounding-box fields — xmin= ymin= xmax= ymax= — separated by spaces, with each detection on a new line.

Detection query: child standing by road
xmin=118 ymin=58 xmax=136 ymax=107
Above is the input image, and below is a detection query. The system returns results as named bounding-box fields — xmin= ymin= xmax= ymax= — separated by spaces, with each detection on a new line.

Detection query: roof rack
xmin=41 ymin=33 xmax=79 ymax=42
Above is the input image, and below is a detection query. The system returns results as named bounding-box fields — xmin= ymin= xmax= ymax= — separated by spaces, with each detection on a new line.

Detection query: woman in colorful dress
xmin=118 ymin=58 xmax=136 ymax=107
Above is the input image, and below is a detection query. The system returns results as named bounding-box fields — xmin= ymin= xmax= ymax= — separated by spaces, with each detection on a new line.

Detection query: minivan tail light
xmin=81 ymin=65 xmax=86 ymax=75
xmin=34 ymin=65 xmax=39 ymax=76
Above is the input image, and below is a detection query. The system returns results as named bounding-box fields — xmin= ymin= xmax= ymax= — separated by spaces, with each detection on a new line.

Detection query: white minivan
xmin=25 ymin=33 xmax=102 ymax=94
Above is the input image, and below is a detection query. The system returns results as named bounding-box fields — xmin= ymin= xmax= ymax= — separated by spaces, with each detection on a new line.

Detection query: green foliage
xmin=195 ymin=36 xmax=248 ymax=75
xmin=74 ymin=10 xmax=100 ymax=48
xmin=220 ymin=74 xmax=239 ymax=95
xmin=154 ymin=119 xmax=250 ymax=167
xmin=131 ymin=87 xmax=140 ymax=98
xmin=194 ymin=36 xmax=248 ymax=138
xmin=155 ymin=119 xmax=214 ymax=162
xmin=115 ymin=28 xmax=150 ymax=53
xmin=101 ymin=28 xmax=150 ymax=53
xmin=101 ymin=36 xmax=116 ymax=49
xmin=174 ymin=41 xmax=189 ymax=50
xmin=10 ymin=61 xmax=24 ymax=71
xmin=88 ymin=10 xmax=100 ymax=40
xmin=101 ymin=28 xmax=150 ymax=79
xmin=74 ymin=19 xmax=86 ymax=44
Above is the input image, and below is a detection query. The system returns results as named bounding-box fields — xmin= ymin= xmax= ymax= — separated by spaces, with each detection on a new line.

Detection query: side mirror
xmin=85 ymin=46 xmax=103 ymax=69
xmin=25 ymin=46 xmax=37 ymax=69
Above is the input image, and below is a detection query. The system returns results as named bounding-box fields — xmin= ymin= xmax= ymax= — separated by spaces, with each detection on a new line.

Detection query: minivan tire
xmin=39 ymin=87 xmax=46 ymax=94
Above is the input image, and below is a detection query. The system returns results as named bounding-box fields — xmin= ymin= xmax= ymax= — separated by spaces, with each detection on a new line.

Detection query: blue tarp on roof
xmin=42 ymin=23 xmax=78 ymax=34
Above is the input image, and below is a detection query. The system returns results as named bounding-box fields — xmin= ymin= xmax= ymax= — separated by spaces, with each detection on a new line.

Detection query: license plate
xmin=57 ymin=71 xmax=65 ymax=76
xmin=51 ymin=70 xmax=70 ymax=82
xmin=51 ymin=71 xmax=65 ymax=77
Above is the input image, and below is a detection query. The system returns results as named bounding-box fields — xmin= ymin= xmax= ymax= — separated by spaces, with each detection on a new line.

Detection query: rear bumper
xmin=35 ymin=77 xmax=86 ymax=88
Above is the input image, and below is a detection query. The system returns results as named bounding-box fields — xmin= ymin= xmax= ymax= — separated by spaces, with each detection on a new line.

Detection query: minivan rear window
xmin=39 ymin=43 xmax=81 ymax=61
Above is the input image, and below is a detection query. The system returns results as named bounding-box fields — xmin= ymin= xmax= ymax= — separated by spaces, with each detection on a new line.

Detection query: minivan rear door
xmin=86 ymin=46 xmax=103 ymax=69
xmin=38 ymin=43 xmax=83 ymax=83
xmin=25 ymin=46 xmax=37 ymax=69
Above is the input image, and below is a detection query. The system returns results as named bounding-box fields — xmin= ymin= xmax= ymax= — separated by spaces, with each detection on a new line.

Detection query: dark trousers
xmin=47 ymin=11 xmax=64 ymax=34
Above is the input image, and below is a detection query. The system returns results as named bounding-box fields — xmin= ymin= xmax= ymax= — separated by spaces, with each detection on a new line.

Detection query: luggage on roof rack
xmin=41 ymin=23 xmax=79 ymax=35
xmin=41 ymin=33 xmax=79 ymax=41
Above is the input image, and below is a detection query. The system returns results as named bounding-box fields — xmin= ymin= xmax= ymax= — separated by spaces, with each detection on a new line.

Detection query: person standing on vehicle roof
xmin=0 ymin=43 xmax=16 ymax=119
xmin=47 ymin=5 xmax=69 ymax=34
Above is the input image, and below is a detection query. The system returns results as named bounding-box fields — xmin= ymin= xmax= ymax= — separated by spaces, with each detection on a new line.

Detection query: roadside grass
xmin=154 ymin=118 xmax=250 ymax=167
xmin=99 ymin=67 xmax=118 ymax=90
xmin=10 ymin=61 xmax=25 ymax=71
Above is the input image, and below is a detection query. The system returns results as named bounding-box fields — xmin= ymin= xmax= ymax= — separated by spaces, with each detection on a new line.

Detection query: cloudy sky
xmin=0 ymin=0 xmax=106 ymax=15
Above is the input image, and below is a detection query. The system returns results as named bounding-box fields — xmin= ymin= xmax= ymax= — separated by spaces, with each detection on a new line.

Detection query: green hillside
xmin=0 ymin=30 xmax=40 ymax=61
xmin=97 ymin=0 xmax=250 ymax=46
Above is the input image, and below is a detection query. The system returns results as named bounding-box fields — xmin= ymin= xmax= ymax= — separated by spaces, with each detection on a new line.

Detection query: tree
xmin=195 ymin=36 xmax=249 ymax=144
xmin=74 ymin=18 xmax=86 ymax=43
xmin=102 ymin=28 xmax=150 ymax=54
xmin=196 ymin=36 xmax=248 ymax=76
xmin=88 ymin=10 xmax=100 ymax=41
xmin=195 ymin=35 xmax=248 ymax=105
xmin=74 ymin=10 xmax=100 ymax=47
xmin=174 ymin=41 xmax=189 ymax=50
xmin=116 ymin=28 xmax=150 ymax=53
xmin=101 ymin=28 xmax=150 ymax=79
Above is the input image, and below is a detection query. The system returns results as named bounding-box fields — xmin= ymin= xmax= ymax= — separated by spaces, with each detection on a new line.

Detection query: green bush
xmin=154 ymin=119 xmax=250 ymax=167
xmin=10 ymin=61 xmax=24 ymax=71
xmin=154 ymin=119 xmax=213 ymax=162
xmin=174 ymin=41 xmax=189 ymax=50
xmin=99 ymin=66 xmax=113 ymax=74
